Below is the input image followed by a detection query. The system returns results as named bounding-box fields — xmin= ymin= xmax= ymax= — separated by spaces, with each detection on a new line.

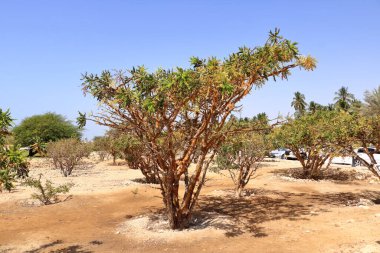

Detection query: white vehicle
xmin=331 ymin=147 xmax=380 ymax=167
xmin=269 ymin=148 xmax=290 ymax=159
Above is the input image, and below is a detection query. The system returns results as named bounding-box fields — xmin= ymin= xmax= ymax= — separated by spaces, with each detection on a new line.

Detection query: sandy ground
xmin=1 ymin=157 xmax=380 ymax=253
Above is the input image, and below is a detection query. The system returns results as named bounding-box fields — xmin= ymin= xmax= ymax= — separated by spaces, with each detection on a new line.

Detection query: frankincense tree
xmin=78 ymin=29 xmax=316 ymax=229
xmin=216 ymin=117 xmax=272 ymax=197
xmin=0 ymin=109 xmax=29 ymax=192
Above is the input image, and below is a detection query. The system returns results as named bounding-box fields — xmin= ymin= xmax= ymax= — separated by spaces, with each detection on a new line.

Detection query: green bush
xmin=0 ymin=169 xmax=16 ymax=192
xmin=13 ymin=112 xmax=81 ymax=147
xmin=23 ymin=174 xmax=74 ymax=205
xmin=0 ymin=109 xmax=29 ymax=192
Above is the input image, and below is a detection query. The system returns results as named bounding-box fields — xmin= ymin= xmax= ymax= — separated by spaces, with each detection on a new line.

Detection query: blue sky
xmin=1 ymin=0 xmax=379 ymax=139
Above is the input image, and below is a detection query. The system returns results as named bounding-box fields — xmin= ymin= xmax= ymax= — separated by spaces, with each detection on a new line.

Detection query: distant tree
xmin=253 ymin=112 xmax=269 ymax=124
xmin=334 ymin=86 xmax=355 ymax=111
xmin=326 ymin=103 xmax=335 ymax=111
xmin=273 ymin=110 xmax=348 ymax=179
xmin=349 ymin=98 xmax=362 ymax=114
xmin=92 ymin=136 xmax=110 ymax=161
xmin=46 ymin=138 xmax=90 ymax=177
xmin=13 ymin=113 xmax=81 ymax=147
xmin=362 ymin=85 xmax=380 ymax=116
xmin=291 ymin=91 xmax=307 ymax=116
xmin=104 ymin=130 xmax=124 ymax=165
xmin=216 ymin=118 xmax=271 ymax=197
xmin=78 ymin=29 xmax=316 ymax=229
xmin=337 ymin=113 xmax=380 ymax=178
xmin=308 ymin=101 xmax=323 ymax=113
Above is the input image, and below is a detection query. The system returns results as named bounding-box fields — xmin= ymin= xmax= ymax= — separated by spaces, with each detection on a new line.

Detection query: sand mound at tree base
xmin=116 ymin=213 xmax=235 ymax=243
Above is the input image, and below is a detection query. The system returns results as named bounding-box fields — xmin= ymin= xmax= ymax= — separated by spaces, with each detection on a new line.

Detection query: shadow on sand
xmin=24 ymin=240 xmax=94 ymax=253
xmin=195 ymin=188 xmax=380 ymax=238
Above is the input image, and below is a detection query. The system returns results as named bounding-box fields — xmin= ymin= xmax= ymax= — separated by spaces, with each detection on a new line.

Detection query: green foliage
xmin=273 ymin=110 xmax=350 ymax=178
xmin=338 ymin=114 xmax=380 ymax=177
xmin=92 ymin=136 xmax=110 ymax=161
xmin=216 ymin=118 xmax=272 ymax=196
xmin=13 ymin=112 xmax=81 ymax=147
xmin=291 ymin=91 xmax=307 ymax=116
xmin=30 ymin=137 xmax=47 ymax=156
xmin=334 ymin=86 xmax=356 ymax=111
xmin=0 ymin=109 xmax=29 ymax=192
xmin=46 ymin=138 xmax=90 ymax=177
xmin=118 ymin=132 xmax=159 ymax=183
xmin=92 ymin=131 xmax=121 ymax=164
xmin=362 ymin=85 xmax=380 ymax=116
xmin=0 ymin=169 xmax=16 ymax=192
xmin=308 ymin=101 xmax=324 ymax=114
xmin=0 ymin=109 xmax=13 ymax=145
xmin=23 ymin=174 xmax=74 ymax=205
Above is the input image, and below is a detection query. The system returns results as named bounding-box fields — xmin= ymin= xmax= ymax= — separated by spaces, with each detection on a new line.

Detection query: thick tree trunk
xmin=235 ymin=167 xmax=246 ymax=198
xmin=236 ymin=186 xmax=243 ymax=198
xmin=164 ymin=168 xmax=192 ymax=230
xmin=141 ymin=168 xmax=159 ymax=184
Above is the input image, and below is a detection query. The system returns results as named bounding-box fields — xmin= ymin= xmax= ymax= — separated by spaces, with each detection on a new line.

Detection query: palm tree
xmin=326 ymin=103 xmax=335 ymax=111
xmin=308 ymin=101 xmax=321 ymax=114
xmin=291 ymin=91 xmax=307 ymax=116
xmin=362 ymin=85 xmax=380 ymax=116
xmin=334 ymin=86 xmax=355 ymax=111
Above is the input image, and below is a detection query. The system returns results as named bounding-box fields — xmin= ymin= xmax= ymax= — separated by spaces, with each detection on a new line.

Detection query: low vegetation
xmin=0 ymin=109 xmax=29 ymax=192
xmin=23 ymin=174 xmax=74 ymax=205
xmin=47 ymin=138 xmax=91 ymax=177
xmin=216 ymin=116 xmax=272 ymax=197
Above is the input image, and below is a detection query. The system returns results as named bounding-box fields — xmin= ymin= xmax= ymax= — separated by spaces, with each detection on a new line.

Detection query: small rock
xmin=374 ymin=213 xmax=380 ymax=217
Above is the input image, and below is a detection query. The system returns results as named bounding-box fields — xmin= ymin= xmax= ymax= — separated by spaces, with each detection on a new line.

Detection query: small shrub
xmin=47 ymin=138 xmax=90 ymax=177
xmin=0 ymin=169 xmax=16 ymax=192
xmin=0 ymin=108 xmax=29 ymax=192
xmin=23 ymin=174 xmax=74 ymax=205
xmin=92 ymin=133 xmax=120 ymax=165
xmin=92 ymin=136 xmax=111 ymax=161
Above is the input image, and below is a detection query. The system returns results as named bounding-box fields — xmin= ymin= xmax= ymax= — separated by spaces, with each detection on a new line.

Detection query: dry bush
xmin=47 ymin=138 xmax=90 ymax=177
xmin=277 ymin=167 xmax=372 ymax=181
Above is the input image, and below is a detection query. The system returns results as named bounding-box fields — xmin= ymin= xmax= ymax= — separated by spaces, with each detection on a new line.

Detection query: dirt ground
xmin=1 ymin=157 xmax=380 ymax=253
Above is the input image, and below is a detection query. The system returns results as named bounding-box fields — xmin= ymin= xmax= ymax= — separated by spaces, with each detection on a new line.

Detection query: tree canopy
xmin=291 ymin=91 xmax=307 ymax=116
xmin=216 ymin=116 xmax=272 ymax=197
xmin=273 ymin=110 xmax=350 ymax=178
xmin=13 ymin=112 xmax=81 ymax=147
xmin=362 ymin=85 xmax=380 ymax=116
xmin=334 ymin=86 xmax=355 ymax=111
xmin=0 ymin=109 xmax=29 ymax=192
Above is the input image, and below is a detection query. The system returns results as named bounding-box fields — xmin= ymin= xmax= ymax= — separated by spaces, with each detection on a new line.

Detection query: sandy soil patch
xmin=0 ymin=157 xmax=380 ymax=252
